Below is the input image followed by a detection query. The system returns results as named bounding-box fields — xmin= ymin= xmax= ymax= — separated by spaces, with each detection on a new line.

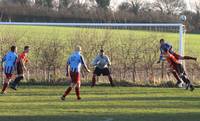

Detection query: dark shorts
xmin=93 ymin=67 xmax=110 ymax=76
xmin=70 ymin=71 xmax=80 ymax=84
xmin=16 ymin=62 xmax=24 ymax=75
xmin=174 ymin=63 xmax=185 ymax=75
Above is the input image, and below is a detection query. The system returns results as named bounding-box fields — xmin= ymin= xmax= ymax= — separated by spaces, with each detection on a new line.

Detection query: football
xmin=179 ymin=15 xmax=187 ymax=22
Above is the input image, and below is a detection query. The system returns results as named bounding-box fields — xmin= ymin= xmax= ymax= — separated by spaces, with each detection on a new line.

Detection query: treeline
xmin=0 ymin=0 xmax=200 ymax=32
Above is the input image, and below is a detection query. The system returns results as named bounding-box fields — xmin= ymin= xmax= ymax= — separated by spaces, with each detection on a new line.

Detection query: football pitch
xmin=0 ymin=86 xmax=199 ymax=121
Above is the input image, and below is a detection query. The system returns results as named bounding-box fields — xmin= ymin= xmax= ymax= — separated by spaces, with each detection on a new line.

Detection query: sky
xmin=110 ymin=0 xmax=200 ymax=11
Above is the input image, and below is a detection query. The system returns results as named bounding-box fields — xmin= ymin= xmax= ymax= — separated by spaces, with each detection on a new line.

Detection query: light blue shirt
xmin=67 ymin=51 xmax=85 ymax=72
xmin=2 ymin=51 xmax=18 ymax=67
xmin=92 ymin=55 xmax=111 ymax=69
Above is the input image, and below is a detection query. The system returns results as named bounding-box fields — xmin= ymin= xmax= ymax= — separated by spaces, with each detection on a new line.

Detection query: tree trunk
xmin=132 ymin=63 xmax=136 ymax=82
xmin=53 ymin=65 xmax=56 ymax=82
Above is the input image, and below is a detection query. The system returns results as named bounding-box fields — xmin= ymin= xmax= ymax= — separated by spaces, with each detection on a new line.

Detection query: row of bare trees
xmin=119 ymin=0 xmax=186 ymax=15
xmin=0 ymin=0 xmax=198 ymax=15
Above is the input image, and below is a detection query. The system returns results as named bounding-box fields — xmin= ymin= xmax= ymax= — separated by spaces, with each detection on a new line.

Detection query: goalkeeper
xmin=91 ymin=49 xmax=115 ymax=87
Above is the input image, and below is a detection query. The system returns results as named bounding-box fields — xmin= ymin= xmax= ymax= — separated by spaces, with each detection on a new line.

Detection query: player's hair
xmin=100 ymin=49 xmax=104 ymax=52
xmin=160 ymin=39 xmax=164 ymax=43
xmin=24 ymin=46 xmax=29 ymax=50
xmin=11 ymin=46 xmax=16 ymax=52
xmin=75 ymin=45 xmax=81 ymax=51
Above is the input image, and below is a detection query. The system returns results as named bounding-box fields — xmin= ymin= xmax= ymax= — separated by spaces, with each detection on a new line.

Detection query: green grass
xmin=0 ymin=86 xmax=200 ymax=121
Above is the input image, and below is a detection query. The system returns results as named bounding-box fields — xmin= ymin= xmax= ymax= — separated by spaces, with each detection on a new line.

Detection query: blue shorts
xmin=4 ymin=66 xmax=15 ymax=75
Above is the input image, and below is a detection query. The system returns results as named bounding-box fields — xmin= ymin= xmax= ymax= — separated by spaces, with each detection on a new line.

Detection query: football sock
xmin=63 ymin=87 xmax=72 ymax=97
xmin=92 ymin=76 xmax=96 ymax=87
xmin=75 ymin=87 xmax=80 ymax=99
xmin=2 ymin=82 xmax=8 ymax=93
xmin=108 ymin=76 xmax=115 ymax=86
xmin=12 ymin=76 xmax=23 ymax=88
xmin=181 ymin=75 xmax=190 ymax=84
xmin=172 ymin=71 xmax=182 ymax=85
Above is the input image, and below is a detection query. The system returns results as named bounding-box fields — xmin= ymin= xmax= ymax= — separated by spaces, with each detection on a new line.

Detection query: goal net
xmin=1 ymin=22 xmax=197 ymax=86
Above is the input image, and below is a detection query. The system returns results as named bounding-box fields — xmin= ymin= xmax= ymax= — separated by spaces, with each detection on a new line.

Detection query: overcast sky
xmin=110 ymin=0 xmax=199 ymax=11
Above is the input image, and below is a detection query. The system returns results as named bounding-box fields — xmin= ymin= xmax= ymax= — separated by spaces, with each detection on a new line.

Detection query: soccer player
xmin=163 ymin=51 xmax=194 ymax=91
xmin=1 ymin=46 xmax=18 ymax=94
xmin=61 ymin=45 xmax=90 ymax=101
xmin=10 ymin=46 xmax=30 ymax=90
xmin=158 ymin=38 xmax=197 ymax=63
xmin=158 ymin=38 xmax=197 ymax=86
xmin=91 ymin=49 xmax=115 ymax=87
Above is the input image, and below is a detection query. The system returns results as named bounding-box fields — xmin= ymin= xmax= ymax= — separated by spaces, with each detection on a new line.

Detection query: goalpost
xmin=0 ymin=22 xmax=185 ymax=83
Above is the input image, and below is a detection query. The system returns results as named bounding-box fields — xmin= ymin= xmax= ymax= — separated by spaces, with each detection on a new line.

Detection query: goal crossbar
xmin=0 ymin=22 xmax=183 ymax=27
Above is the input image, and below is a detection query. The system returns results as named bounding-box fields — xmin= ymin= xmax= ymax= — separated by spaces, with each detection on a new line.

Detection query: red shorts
xmin=70 ymin=71 xmax=80 ymax=84
xmin=5 ymin=74 xmax=13 ymax=79
xmin=173 ymin=52 xmax=183 ymax=60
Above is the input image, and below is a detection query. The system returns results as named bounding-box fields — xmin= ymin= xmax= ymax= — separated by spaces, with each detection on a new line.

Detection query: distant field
xmin=0 ymin=25 xmax=199 ymax=57
xmin=0 ymin=86 xmax=199 ymax=121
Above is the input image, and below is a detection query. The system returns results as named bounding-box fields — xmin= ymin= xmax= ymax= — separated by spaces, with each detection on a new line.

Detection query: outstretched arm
xmin=66 ymin=63 xmax=69 ymax=77
xmin=157 ymin=54 xmax=163 ymax=64
xmin=1 ymin=55 xmax=6 ymax=71
xmin=106 ymin=56 xmax=111 ymax=66
xmin=1 ymin=60 xmax=3 ymax=72
xmin=66 ymin=58 xmax=70 ymax=77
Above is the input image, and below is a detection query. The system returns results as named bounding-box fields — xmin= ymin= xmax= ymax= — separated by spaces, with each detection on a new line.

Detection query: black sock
xmin=13 ymin=76 xmax=23 ymax=87
xmin=181 ymin=76 xmax=190 ymax=85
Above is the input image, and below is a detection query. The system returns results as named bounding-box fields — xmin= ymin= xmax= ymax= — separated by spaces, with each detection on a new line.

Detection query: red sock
xmin=108 ymin=76 xmax=114 ymax=86
xmin=75 ymin=87 xmax=80 ymax=99
xmin=63 ymin=87 xmax=72 ymax=97
xmin=2 ymin=82 xmax=8 ymax=92
xmin=92 ymin=76 xmax=96 ymax=86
